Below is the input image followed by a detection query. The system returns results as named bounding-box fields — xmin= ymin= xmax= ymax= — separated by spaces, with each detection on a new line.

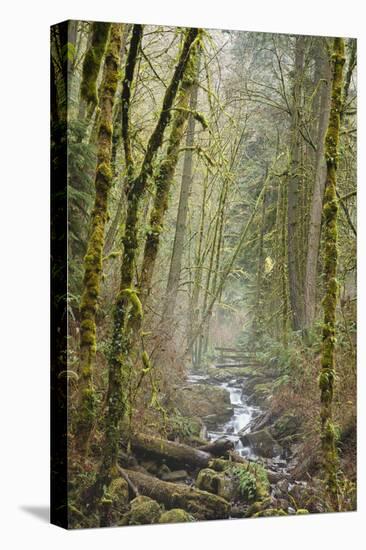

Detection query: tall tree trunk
xmin=79 ymin=22 xmax=111 ymax=120
xmin=139 ymin=44 xmax=200 ymax=301
xmin=252 ymin=187 xmax=267 ymax=339
xmin=280 ymin=177 xmax=289 ymax=347
xmin=165 ymin=56 xmax=201 ymax=320
xmin=98 ymin=28 xmax=200 ymax=490
xmin=287 ymin=35 xmax=305 ymax=331
xmin=319 ymin=36 xmax=345 ymax=506
xmin=304 ymin=42 xmax=332 ymax=329
xmin=189 ymin=170 xmax=208 ymax=365
xmin=75 ymin=24 xmax=123 ymax=456
xmin=89 ymin=25 xmax=130 ymax=146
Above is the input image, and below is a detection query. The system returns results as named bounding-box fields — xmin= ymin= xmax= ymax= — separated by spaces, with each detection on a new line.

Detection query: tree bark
xmin=98 ymin=28 xmax=200 ymax=489
xmin=123 ymin=469 xmax=230 ymax=520
xmin=76 ymin=23 xmax=123 ymax=455
xmin=130 ymin=433 xmax=212 ymax=469
xmin=79 ymin=22 xmax=111 ymax=120
xmin=139 ymin=44 xmax=200 ymax=301
xmin=319 ymin=36 xmax=345 ymax=505
xmin=165 ymin=56 xmax=201 ymax=320
xmin=287 ymin=35 xmax=305 ymax=331
xmin=304 ymin=41 xmax=332 ymax=329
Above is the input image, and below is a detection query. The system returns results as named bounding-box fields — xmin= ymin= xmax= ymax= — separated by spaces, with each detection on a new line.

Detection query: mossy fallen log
xmin=123 ymin=468 xmax=230 ymax=520
xmin=199 ymin=437 xmax=235 ymax=456
xmin=130 ymin=433 xmax=212 ymax=469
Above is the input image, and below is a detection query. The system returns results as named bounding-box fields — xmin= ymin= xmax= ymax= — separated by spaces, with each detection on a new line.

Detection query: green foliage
xmin=67 ymin=119 xmax=95 ymax=303
xmin=231 ymin=467 xmax=257 ymax=500
xmin=168 ymin=409 xmax=200 ymax=439
xmin=61 ymin=41 xmax=76 ymax=63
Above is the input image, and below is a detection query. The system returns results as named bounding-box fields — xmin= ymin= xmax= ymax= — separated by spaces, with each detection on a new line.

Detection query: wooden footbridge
xmin=214 ymin=347 xmax=260 ymax=368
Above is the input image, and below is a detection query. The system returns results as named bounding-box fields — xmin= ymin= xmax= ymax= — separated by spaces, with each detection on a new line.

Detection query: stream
xmin=187 ymin=372 xmax=261 ymax=459
xmin=188 ymin=368 xmax=308 ymax=512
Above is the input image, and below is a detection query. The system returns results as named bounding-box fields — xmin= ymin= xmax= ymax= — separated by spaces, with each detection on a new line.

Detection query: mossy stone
xmin=196 ymin=468 xmax=235 ymax=501
xmin=109 ymin=477 xmax=129 ymax=509
xmin=129 ymin=495 xmax=162 ymax=525
xmin=159 ymin=509 xmax=192 ymax=524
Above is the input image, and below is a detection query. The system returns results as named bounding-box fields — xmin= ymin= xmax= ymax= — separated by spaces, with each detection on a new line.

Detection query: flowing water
xmin=187 ymin=372 xmax=260 ymax=458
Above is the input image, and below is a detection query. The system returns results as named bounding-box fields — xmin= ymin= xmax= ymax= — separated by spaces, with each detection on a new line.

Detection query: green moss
xmin=119 ymin=288 xmax=143 ymax=320
xmin=80 ymin=22 xmax=111 ymax=108
xmin=196 ymin=468 xmax=235 ymax=501
xmin=319 ymin=36 xmax=345 ymax=505
xmin=193 ymin=110 xmax=208 ymax=129
xmin=107 ymin=477 xmax=129 ymax=511
xmin=139 ymin=33 xmax=201 ymax=297
xmin=206 ymin=459 xmax=269 ymax=502
xmin=253 ymin=508 xmax=287 ymax=518
xmin=100 ymin=26 xmax=201 ymax=482
xmin=129 ymin=496 xmax=161 ymax=525
xmin=141 ymin=350 xmax=151 ymax=372
xmin=159 ymin=509 xmax=192 ymax=524
xmin=97 ymin=159 xmax=112 ymax=185
xmin=75 ymin=24 xmax=123 ymax=457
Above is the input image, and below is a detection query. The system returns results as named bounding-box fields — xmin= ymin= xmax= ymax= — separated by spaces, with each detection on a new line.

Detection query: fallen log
xmin=123 ymin=468 xmax=230 ymax=520
xmin=130 ymin=433 xmax=212 ymax=469
xmin=199 ymin=437 xmax=235 ymax=456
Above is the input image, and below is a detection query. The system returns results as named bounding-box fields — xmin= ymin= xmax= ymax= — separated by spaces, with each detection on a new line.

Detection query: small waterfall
xmin=187 ymin=373 xmax=260 ymax=458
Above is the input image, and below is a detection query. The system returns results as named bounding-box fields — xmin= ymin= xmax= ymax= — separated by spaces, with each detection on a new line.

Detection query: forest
xmin=51 ymin=20 xmax=357 ymax=528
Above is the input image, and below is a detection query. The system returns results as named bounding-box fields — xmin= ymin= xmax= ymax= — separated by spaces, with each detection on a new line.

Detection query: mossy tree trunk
xmin=139 ymin=43 xmax=201 ymax=301
xmin=165 ymin=56 xmax=201 ymax=320
xmin=280 ymin=176 xmax=289 ymax=347
xmin=89 ymin=25 xmax=130 ymax=146
xmin=304 ymin=41 xmax=332 ymax=329
xmin=252 ymin=188 xmax=268 ymax=339
xmin=79 ymin=22 xmax=111 ymax=120
xmin=97 ymin=27 xmax=200 ymax=490
xmin=319 ymin=36 xmax=345 ymax=506
xmin=287 ymin=35 xmax=305 ymax=331
xmin=199 ymin=171 xmax=229 ymax=362
xmin=76 ymin=23 xmax=123 ymax=456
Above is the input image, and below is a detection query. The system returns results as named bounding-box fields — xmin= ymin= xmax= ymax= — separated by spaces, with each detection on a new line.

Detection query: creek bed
xmin=187 ymin=372 xmax=261 ymax=458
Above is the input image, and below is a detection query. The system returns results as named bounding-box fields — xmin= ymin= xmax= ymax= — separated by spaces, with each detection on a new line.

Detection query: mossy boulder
xmin=100 ymin=478 xmax=130 ymax=526
xmin=196 ymin=468 xmax=236 ymax=501
xmin=246 ymin=496 xmax=287 ymax=518
xmin=167 ymin=414 xmax=207 ymax=442
xmin=174 ymin=384 xmax=233 ymax=428
xmin=247 ymin=382 xmax=273 ymax=406
xmin=129 ymin=495 xmax=162 ymax=525
xmin=253 ymin=507 xmax=287 ymax=517
xmin=270 ymin=412 xmax=302 ymax=442
xmin=196 ymin=458 xmax=270 ymax=504
xmin=244 ymin=375 xmax=268 ymax=394
xmin=208 ymin=458 xmax=270 ymax=501
xmin=240 ymin=428 xmax=283 ymax=458
xmin=108 ymin=478 xmax=129 ymax=510
xmin=159 ymin=508 xmax=192 ymax=524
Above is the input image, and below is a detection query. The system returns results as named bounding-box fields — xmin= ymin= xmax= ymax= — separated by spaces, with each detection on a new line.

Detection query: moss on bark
xmin=140 ymin=40 xmax=200 ymax=299
xmin=320 ymin=36 xmax=345 ymax=505
xmin=97 ymin=27 xmax=201 ymax=491
xmin=80 ymin=22 xmax=111 ymax=115
xmin=76 ymin=23 xmax=123 ymax=455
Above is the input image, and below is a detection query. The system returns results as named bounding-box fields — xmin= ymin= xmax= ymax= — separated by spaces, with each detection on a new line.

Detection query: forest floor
xmin=69 ymin=343 xmax=356 ymax=528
